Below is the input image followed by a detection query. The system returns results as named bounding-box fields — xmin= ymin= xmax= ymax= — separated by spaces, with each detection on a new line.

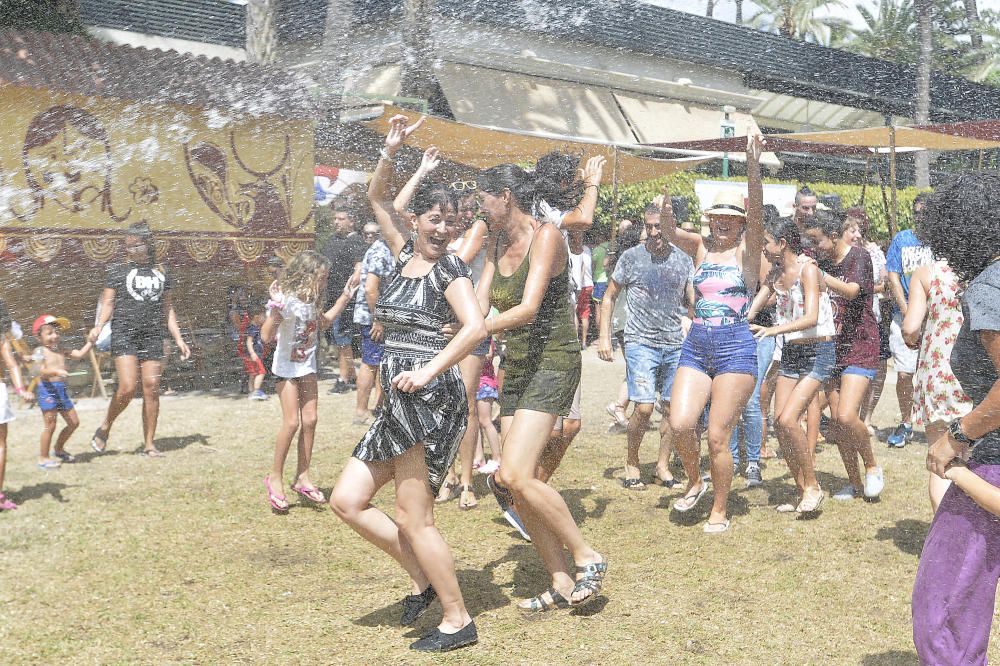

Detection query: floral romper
xmin=912 ymin=260 xmax=973 ymax=426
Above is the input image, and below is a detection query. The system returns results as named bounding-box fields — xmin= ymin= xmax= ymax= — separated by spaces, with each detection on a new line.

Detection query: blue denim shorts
xmin=679 ymin=322 xmax=758 ymax=379
xmin=327 ymin=315 xmax=353 ymax=347
xmin=359 ymin=325 xmax=385 ymax=366
xmin=36 ymin=380 xmax=73 ymax=412
xmin=624 ymin=343 xmax=682 ymax=404
xmin=830 ymin=365 xmax=878 ymax=381
xmin=778 ymin=340 xmax=836 ymax=383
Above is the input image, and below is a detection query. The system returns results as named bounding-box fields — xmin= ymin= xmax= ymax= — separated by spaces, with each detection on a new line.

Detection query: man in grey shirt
xmin=598 ymin=202 xmax=694 ymax=490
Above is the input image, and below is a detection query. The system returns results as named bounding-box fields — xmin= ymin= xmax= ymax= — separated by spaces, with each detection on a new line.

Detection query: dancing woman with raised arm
xmin=474 ymin=163 xmax=607 ymax=612
xmin=328 ymin=116 xmax=485 ymax=653
xmin=664 ymin=134 xmax=766 ymax=534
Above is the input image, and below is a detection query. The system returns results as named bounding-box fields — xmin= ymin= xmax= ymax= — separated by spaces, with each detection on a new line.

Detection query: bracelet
xmin=379 ymin=147 xmax=395 ymax=161
xmin=584 ymin=184 xmax=600 ymax=191
xmin=267 ymin=299 xmax=285 ymax=312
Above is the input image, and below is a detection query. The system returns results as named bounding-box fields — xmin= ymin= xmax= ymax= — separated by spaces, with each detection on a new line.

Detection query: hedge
xmin=595 ymin=173 xmax=928 ymax=242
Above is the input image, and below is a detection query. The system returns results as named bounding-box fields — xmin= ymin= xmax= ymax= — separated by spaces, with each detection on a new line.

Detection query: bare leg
xmin=0 ymin=424 xmax=6 ymax=493
xmin=655 ymin=402 xmax=674 ymax=482
xmin=139 ymin=360 xmax=162 ymax=452
xmin=53 ymin=409 xmax=79 ymax=455
xmin=477 ymin=400 xmax=501 ymax=460
xmin=338 ymin=345 xmax=356 ymax=384
xmin=773 ymin=376 xmax=823 ymax=496
xmin=669 ymin=367 xmax=713 ymax=500
xmin=98 ymin=356 xmax=140 ymax=441
xmin=355 ymin=363 xmax=376 ymax=420
xmin=39 ymin=411 xmax=57 ymax=463
xmin=293 ymin=375 xmax=318 ymax=488
xmin=394 ymin=443 xmax=472 ymax=633
xmin=457 ymin=354 xmax=484 ymax=507
xmin=703 ymin=374 xmax=756 ymax=524
xmin=538 ymin=418 xmax=579 ymax=483
xmin=861 ymin=359 xmax=888 ymax=428
xmin=759 ymin=361 xmax=778 ymax=456
xmin=270 ymin=378 xmax=301 ymax=498
xmin=625 ymin=403 xmax=654 ymax=482
xmin=896 ymin=371 xmax=914 ymax=427
xmin=807 ymin=394 xmax=821 ymax=456
xmin=926 ymin=421 xmax=951 ymax=512
xmin=330 ymin=456 xmax=427 ymax=594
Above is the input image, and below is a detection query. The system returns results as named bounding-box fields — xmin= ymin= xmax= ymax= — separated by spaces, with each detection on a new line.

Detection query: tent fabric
xmin=364 ymin=106 xmax=711 ymax=184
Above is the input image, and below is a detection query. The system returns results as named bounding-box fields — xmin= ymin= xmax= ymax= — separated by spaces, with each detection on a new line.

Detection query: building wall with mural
xmin=0 ymin=84 xmax=315 ymax=334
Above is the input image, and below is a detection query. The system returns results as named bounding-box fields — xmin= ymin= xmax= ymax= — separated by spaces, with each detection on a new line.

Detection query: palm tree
xmin=749 ymin=0 xmax=849 ymax=43
xmin=915 ymin=0 xmax=932 ymax=187
xmin=850 ymin=0 xmax=917 ymax=64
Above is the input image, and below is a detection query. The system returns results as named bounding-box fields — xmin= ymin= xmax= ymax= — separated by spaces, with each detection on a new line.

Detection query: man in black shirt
xmin=320 ymin=204 xmax=366 ymax=392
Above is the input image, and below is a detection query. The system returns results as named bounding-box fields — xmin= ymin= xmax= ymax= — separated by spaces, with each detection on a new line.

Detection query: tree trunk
xmin=706 ymin=0 xmax=715 ymax=18
xmin=735 ymin=0 xmax=743 ymax=25
xmin=965 ymin=0 xmax=982 ymax=48
xmin=246 ymin=0 xmax=278 ymax=64
xmin=914 ymin=0 xmax=932 ymax=187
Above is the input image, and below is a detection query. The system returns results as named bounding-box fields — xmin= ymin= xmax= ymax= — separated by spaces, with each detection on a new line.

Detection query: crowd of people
xmin=1 ymin=114 xmax=999 ymax=660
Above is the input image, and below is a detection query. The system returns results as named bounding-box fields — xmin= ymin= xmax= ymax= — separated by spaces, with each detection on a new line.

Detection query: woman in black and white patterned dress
xmin=329 ymin=115 xmax=485 ymax=653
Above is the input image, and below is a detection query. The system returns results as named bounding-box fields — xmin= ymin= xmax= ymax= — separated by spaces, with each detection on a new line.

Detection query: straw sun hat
xmin=704 ymin=190 xmax=747 ymax=218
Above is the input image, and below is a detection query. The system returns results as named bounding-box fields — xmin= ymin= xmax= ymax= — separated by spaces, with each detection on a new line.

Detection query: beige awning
xmin=783 ymin=126 xmax=1000 ymax=151
xmin=613 ymin=92 xmax=781 ymax=168
xmin=365 ymin=105 xmax=710 ymax=184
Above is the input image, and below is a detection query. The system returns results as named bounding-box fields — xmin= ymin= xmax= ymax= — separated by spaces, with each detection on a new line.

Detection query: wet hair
xmin=477 ymin=164 xmax=536 ymax=214
xmin=800 ymin=209 xmax=841 ymax=239
xmin=764 ymin=215 xmax=803 ymax=255
xmin=795 ymin=186 xmax=817 ymax=203
xmin=280 ymin=250 xmax=330 ymax=308
xmin=606 ymin=225 xmax=642 ymax=276
xmin=534 ymin=151 xmax=583 ymax=211
xmin=921 ymin=173 xmax=1000 ymax=283
xmin=762 ymin=204 xmax=780 ymax=226
xmin=643 ymin=203 xmax=661 ymax=217
xmin=125 ymin=222 xmax=156 ymax=265
xmin=410 ymin=182 xmax=454 ymax=218
xmin=845 ymin=206 xmax=871 ymax=238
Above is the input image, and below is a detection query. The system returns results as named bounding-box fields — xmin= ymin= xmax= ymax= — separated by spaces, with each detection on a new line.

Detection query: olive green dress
xmin=490 ymin=235 xmax=581 ymax=417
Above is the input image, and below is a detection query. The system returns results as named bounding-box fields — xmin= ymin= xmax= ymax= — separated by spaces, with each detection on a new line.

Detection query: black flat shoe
xmin=400 ymin=585 xmax=436 ymax=626
xmin=409 ymin=620 xmax=478 ymax=652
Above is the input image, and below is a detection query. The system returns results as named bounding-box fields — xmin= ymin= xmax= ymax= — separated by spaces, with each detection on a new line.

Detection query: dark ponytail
xmin=477 ymin=164 xmax=537 ymax=214
xmin=410 ymin=182 xmax=454 ymax=217
xmin=763 ymin=215 xmax=803 ymax=255
xmin=534 ymin=151 xmax=583 ymax=211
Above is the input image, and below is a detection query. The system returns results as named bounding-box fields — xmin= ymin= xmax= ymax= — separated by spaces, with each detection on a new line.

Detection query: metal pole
xmin=610 ymin=147 xmax=620 ymax=251
xmin=889 ymin=124 xmax=898 ymax=238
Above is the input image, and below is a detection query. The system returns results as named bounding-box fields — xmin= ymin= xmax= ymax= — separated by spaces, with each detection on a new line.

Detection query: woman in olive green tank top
xmin=474 ymin=164 xmax=607 ymax=611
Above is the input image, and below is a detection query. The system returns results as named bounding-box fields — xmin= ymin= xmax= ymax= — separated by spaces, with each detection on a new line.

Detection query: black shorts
xmin=111 ymin=326 xmax=164 ymax=361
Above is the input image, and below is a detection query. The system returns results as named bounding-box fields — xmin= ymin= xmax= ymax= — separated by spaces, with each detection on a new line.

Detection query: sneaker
xmin=486 ymin=473 xmax=513 ymax=513
xmin=745 ymin=462 xmax=763 ymax=488
xmin=887 ymin=423 xmax=912 ymax=448
xmin=52 ymin=450 xmax=76 ymax=463
xmin=864 ymin=467 xmax=884 ymax=499
xmin=252 ymin=389 xmax=268 ymax=400
xmin=328 ymin=380 xmax=350 ymax=395
xmin=732 ymin=461 xmax=740 ymax=477
xmin=502 ymin=507 xmax=531 ymax=541
xmin=832 ymin=484 xmax=857 ymax=501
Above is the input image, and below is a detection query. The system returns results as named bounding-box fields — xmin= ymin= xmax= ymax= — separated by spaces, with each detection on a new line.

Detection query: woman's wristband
xmin=267 ymin=299 xmax=285 ymax=312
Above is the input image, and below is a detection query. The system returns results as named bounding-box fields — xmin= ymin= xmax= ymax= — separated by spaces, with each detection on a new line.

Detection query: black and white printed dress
xmin=352 ymin=240 xmax=471 ymax=494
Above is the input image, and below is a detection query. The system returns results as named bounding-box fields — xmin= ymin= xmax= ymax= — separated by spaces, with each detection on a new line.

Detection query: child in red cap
xmin=32 ymin=315 xmax=92 ymax=468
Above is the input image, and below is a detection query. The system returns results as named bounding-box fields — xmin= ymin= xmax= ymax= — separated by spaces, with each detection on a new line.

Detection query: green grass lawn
xmin=1 ymin=349 xmax=996 ymax=665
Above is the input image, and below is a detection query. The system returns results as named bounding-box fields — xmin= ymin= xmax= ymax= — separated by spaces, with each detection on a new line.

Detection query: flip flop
xmin=673 ymin=483 xmax=709 ymax=512
xmin=652 ymin=476 xmax=680 ymax=488
xmin=797 ymin=489 xmax=825 ymax=513
xmin=0 ymin=493 xmax=17 ymax=511
xmin=291 ymin=483 xmax=325 ymax=503
xmin=37 ymin=459 xmax=61 ymax=470
xmin=622 ymin=477 xmax=647 ymax=491
xmin=53 ymin=450 xmax=76 ymax=463
xmin=703 ymin=519 xmax=730 ymax=534
xmin=139 ymin=448 xmax=165 ymax=458
xmin=264 ymin=475 xmax=289 ymax=512
xmin=775 ymin=503 xmax=798 ymax=513
xmin=91 ymin=428 xmax=108 ymax=453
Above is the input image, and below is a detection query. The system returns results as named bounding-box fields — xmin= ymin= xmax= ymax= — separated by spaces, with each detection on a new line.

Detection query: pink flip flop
xmin=264 ymin=475 xmax=289 ymax=512
xmin=291 ymin=483 xmax=325 ymax=503
xmin=0 ymin=493 xmax=17 ymax=511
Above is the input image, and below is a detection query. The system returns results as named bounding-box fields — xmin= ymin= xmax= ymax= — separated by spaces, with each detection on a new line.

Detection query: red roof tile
xmin=0 ymin=29 xmax=318 ymax=120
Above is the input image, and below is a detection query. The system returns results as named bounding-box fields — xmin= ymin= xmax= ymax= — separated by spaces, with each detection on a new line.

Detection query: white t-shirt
xmin=272 ymin=296 xmax=319 ymax=379
xmin=568 ymin=246 xmax=594 ymax=291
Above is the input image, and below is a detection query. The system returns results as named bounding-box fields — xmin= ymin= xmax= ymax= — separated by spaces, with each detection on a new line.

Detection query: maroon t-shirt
xmin=820 ymin=245 xmax=878 ymax=369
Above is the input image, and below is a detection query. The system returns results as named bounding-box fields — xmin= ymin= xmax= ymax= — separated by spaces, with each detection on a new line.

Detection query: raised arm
xmin=901 ymin=264 xmax=930 ymax=349
xmin=654 ymin=188 xmax=702 ymax=258
xmin=369 ymin=114 xmax=425 ymax=258
xmin=741 ymin=133 xmax=765 ymax=293
xmin=452 ymin=219 xmax=488 ymax=266
xmin=393 ymin=146 xmax=440 ymax=216
xmin=559 ymin=156 xmax=606 ymax=231
xmin=484 ymin=225 xmax=566 ymax=336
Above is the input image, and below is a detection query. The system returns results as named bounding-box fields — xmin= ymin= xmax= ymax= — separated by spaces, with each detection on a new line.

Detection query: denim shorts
xmin=625 ymin=343 xmax=682 ymax=404
xmin=593 ymin=282 xmax=608 ymax=302
xmin=37 ymin=380 xmax=74 ymax=412
xmin=359 ymin=325 xmax=385 ymax=366
xmin=830 ymin=365 xmax=878 ymax=381
xmin=327 ymin=315 xmax=353 ymax=347
xmin=779 ymin=340 xmax=836 ymax=383
xmin=679 ymin=322 xmax=758 ymax=379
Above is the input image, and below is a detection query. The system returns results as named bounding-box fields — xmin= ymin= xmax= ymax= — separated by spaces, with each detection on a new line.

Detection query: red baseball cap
xmin=32 ymin=314 xmax=70 ymax=336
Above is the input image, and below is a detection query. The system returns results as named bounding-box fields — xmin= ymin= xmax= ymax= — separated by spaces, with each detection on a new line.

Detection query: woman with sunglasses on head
xmin=88 ymin=222 xmax=190 ymax=457
xmin=663 ymin=134 xmax=766 ymax=534
xmin=472 ymin=160 xmax=607 ymax=612
xmin=329 ymin=116 xmax=485 ymax=652
xmin=393 ymin=150 xmax=492 ymax=509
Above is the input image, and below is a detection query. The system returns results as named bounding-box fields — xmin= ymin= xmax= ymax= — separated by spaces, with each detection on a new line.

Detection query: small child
xmin=260 ymin=250 xmax=352 ymax=513
xmin=243 ymin=304 xmax=270 ymax=400
xmin=32 ymin=315 xmax=92 ymax=468
xmin=1 ymin=300 xmax=27 ymax=510
xmin=475 ymin=339 xmax=501 ymax=476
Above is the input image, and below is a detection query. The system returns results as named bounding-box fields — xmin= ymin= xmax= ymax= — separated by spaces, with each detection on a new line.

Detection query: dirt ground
xmin=1 ymin=347 xmax=997 ymax=665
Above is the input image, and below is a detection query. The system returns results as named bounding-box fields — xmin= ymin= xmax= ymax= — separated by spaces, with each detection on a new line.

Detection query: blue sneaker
xmin=487 ymin=474 xmax=530 ymax=541
xmin=887 ymin=423 xmax=913 ymax=448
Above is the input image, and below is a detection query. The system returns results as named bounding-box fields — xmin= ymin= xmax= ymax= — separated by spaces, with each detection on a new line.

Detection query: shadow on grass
xmin=10 ymin=481 xmax=74 ymax=505
xmin=72 ymin=449 xmax=122 ymax=464
xmin=861 ymin=649 xmax=919 ymax=665
xmin=876 ymin=519 xmax=929 ymax=557
xmin=660 ymin=487 xmax=751 ymax=525
xmin=156 ymin=433 xmax=212 ymax=452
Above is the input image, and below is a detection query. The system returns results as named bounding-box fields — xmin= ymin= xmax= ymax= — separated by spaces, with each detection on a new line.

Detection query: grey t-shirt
xmin=952 ymin=260 xmax=1000 ymax=465
xmin=612 ymin=243 xmax=693 ymax=348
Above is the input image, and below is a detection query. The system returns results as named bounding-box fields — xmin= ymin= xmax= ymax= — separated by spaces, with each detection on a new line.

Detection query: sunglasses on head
xmin=450 ymin=181 xmax=477 ymax=192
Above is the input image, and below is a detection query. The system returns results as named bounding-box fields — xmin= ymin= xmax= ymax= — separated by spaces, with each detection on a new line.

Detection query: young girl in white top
xmin=261 ymin=250 xmax=352 ymax=513
xmin=749 ymin=216 xmax=836 ymax=513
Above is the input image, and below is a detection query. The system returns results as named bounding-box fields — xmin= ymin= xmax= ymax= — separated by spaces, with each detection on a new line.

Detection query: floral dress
xmin=912 ymin=260 xmax=973 ymax=426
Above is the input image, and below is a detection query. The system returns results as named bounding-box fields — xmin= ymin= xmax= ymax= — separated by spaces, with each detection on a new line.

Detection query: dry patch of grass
xmin=1 ymin=350 xmax=997 ymax=664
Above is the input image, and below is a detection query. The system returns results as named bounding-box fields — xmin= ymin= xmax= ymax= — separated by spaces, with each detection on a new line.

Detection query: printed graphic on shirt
xmin=125 ymin=268 xmax=166 ymax=302
xmin=900 ymin=245 xmax=934 ymax=280
xmin=291 ymin=318 xmax=318 ymax=362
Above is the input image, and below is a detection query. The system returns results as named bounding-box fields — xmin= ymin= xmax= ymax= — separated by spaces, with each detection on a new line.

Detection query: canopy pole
xmin=609 ymin=147 xmax=620 ymax=251
xmin=889 ymin=125 xmax=898 ymax=239
xmin=979 ymin=149 xmax=985 ymax=170
xmin=860 ymin=155 xmax=871 ymax=207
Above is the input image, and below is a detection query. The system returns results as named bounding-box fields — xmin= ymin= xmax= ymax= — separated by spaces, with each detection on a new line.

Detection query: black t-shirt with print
xmin=105 ymin=263 xmax=173 ymax=335
xmin=321 ymin=233 xmax=366 ymax=308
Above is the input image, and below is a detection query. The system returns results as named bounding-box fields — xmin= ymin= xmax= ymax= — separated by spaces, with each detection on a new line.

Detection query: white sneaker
xmin=864 ymin=468 xmax=884 ymax=499
xmin=832 ymin=485 xmax=857 ymax=501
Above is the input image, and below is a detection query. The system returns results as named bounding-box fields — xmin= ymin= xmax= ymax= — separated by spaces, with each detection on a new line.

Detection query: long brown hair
xmin=279 ymin=250 xmax=330 ymax=308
